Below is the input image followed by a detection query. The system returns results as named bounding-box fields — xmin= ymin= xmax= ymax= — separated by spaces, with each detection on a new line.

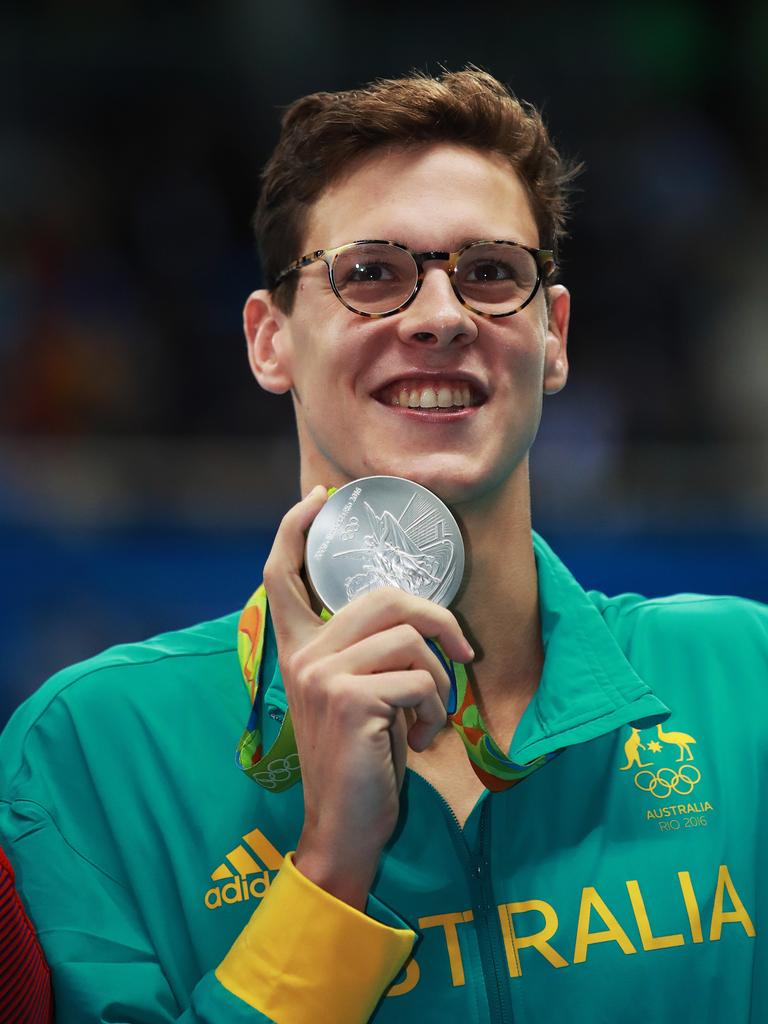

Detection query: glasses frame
xmin=272 ymin=239 xmax=557 ymax=319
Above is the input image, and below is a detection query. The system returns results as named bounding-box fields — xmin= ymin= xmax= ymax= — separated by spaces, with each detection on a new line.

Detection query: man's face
xmin=246 ymin=143 xmax=569 ymax=505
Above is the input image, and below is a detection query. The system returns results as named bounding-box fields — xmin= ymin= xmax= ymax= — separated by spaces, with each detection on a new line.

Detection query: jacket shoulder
xmin=1 ymin=611 xmax=242 ymax=789
xmin=588 ymin=588 xmax=768 ymax=654
xmin=23 ymin=609 xmax=238 ymax=698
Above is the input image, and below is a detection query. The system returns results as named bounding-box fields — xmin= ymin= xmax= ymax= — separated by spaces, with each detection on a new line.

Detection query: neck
xmin=451 ymin=460 xmax=542 ymax=724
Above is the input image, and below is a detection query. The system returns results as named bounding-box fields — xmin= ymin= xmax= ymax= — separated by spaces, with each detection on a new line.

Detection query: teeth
xmin=384 ymin=381 xmax=477 ymax=409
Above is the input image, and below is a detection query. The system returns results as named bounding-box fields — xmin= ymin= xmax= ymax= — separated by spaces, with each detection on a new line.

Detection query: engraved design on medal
xmin=305 ymin=476 xmax=464 ymax=612
xmin=333 ymin=492 xmax=456 ymax=603
xmin=339 ymin=516 xmax=360 ymax=542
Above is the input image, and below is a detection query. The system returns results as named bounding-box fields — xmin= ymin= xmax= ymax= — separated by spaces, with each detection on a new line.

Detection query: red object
xmin=0 ymin=846 xmax=53 ymax=1024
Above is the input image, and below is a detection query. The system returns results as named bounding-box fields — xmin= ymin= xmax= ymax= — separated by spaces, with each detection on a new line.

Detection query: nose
xmin=396 ymin=266 xmax=478 ymax=349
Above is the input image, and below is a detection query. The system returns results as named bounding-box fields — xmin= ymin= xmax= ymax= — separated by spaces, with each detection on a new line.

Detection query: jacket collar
xmin=510 ymin=533 xmax=669 ymax=761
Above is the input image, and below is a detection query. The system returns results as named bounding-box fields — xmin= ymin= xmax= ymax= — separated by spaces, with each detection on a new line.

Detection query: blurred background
xmin=2 ymin=1 xmax=768 ymax=727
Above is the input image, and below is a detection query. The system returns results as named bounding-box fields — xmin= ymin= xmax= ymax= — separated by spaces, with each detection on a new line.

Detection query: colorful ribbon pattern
xmin=236 ymin=585 xmax=560 ymax=793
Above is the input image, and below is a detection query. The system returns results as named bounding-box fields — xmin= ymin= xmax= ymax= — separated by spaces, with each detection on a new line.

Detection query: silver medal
xmin=305 ymin=476 xmax=465 ymax=613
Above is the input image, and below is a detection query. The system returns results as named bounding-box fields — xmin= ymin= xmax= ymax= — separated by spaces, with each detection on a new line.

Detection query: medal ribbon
xmin=236 ymin=586 xmax=560 ymax=793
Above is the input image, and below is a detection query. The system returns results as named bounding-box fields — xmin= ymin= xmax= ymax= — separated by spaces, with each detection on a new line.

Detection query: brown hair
xmin=254 ymin=67 xmax=583 ymax=312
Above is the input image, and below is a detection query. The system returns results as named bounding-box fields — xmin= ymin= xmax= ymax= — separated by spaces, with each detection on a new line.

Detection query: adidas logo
xmin=204 ymin=828 xmax=284 ymax=911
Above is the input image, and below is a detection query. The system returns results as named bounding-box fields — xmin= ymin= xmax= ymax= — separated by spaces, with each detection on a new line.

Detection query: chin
xmin=356 ymin=453 xmax=495 ymax=504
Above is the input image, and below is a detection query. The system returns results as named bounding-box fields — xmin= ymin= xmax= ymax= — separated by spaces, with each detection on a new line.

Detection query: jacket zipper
xmin=409 ymin=773 xmax=514 ymax=1024
xmin=473 ymin=801 xmax=515 ymax=1024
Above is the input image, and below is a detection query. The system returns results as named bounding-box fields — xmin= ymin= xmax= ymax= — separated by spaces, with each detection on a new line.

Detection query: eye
xmin=345 ymin=261 xmax=398 ymax=284
xmin=463 ymin=259 xmax=520 ymax=283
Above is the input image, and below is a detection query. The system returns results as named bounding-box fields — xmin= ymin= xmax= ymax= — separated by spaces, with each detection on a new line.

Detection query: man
xmin=1 ymin=69 xmax=765 ymax=1023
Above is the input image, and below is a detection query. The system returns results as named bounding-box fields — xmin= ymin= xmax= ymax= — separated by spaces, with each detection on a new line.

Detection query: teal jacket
xmin=1 ymin=533 xmax=765 ymax=1023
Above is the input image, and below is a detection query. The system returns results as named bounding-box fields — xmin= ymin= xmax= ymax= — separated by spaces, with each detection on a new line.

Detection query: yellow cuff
xmin=216 ymin=851 xmax=416 ymax=1024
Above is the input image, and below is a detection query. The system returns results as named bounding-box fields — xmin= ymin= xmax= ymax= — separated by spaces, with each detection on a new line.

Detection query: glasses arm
xmin=272 ymin=249 xmax=328 ymax=288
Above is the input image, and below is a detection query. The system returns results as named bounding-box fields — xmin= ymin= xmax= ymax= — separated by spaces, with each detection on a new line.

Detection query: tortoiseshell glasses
xmin=272 ymin=239 xmax=557 ymax=319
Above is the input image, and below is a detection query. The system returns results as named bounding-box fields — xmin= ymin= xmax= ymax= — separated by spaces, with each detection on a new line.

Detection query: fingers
xmin=325 ymin=589 xmax=473 ymax=664
xmin=327 ymin=624 xmax=451 ymax=710
xmin=263 ymin=486 xmax=328 ymax=647
xmin=359 ymin=670 xmax=448 ymax=752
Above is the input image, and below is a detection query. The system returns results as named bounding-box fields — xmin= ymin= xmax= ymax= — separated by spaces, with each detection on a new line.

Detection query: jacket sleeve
xmin=215 ymin=851 xmax=416 ymax=1022
xmin=0 ymin=799 xmax=414 ymax=1024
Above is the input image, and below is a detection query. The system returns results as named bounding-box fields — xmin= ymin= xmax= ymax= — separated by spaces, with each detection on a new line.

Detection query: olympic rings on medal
xmin=634 ymin=764 xmax=701 ymax=798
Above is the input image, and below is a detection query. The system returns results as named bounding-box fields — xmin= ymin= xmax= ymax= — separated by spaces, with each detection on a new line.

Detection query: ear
xmin=243 ymin=290 xmax=293 ymax=395
xmin=542 ymin=284 xmax=570 ymax=396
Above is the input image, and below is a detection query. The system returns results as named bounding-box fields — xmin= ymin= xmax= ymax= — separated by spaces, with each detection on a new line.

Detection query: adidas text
xmin=205 ymin=870 xmax=272 ymax=909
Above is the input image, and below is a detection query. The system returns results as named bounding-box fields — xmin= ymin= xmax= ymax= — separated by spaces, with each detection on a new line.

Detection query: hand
xmin=263 ymin=485 xmax=474 ymax=909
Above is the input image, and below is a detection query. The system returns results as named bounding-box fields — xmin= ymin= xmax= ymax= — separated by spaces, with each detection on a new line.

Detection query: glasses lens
xmin=332 ymin=243 xmax=417 ymax=314
xmin=455 ymin=243 xmax=539 ymax=314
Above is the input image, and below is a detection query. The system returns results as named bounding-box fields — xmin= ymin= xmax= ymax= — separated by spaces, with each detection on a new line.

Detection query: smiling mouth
xmin=373 ymin=378 xmax=486 ymax=412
